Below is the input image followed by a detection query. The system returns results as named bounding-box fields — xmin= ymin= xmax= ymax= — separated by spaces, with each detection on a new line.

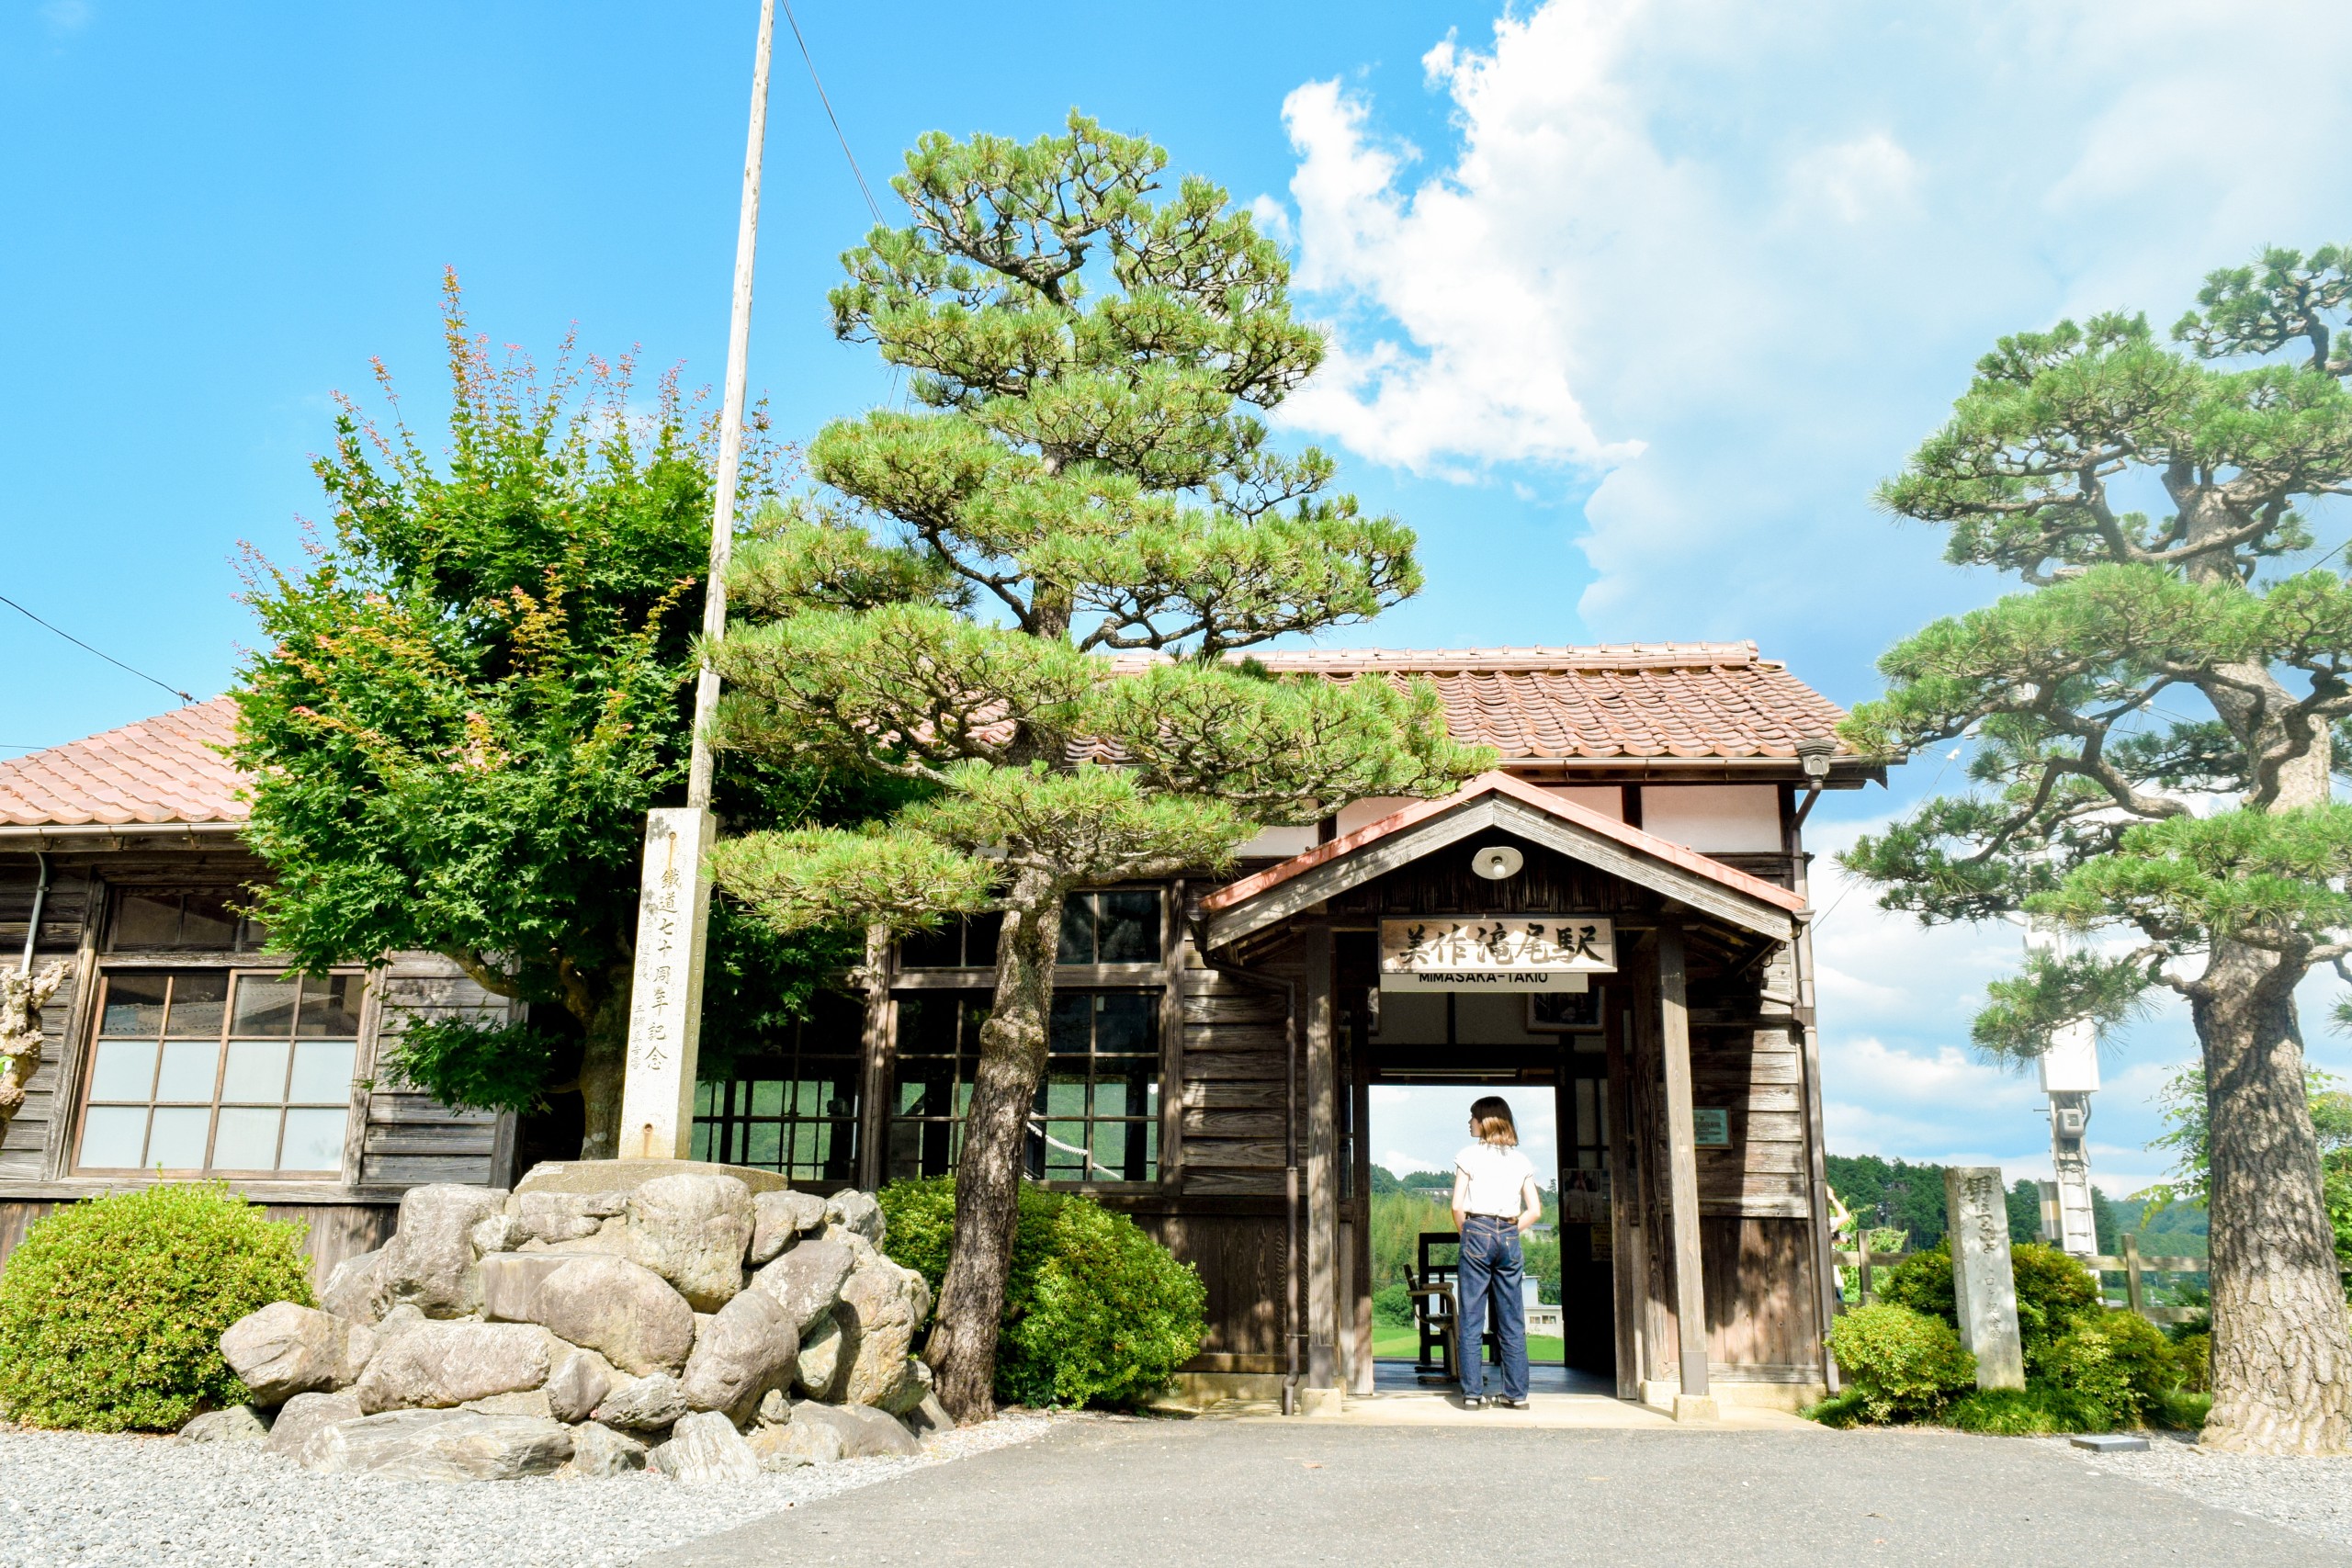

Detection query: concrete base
xmin=1671 ymin=1393 xmax=1721 ymax=1424
xmin=514 ymin=1158 xmax=792 ymax=1197
xmin=1641 ymin=1377 xmax=1825 ymax=1414
xmin=1297 ymin=1387 xmax=1345 ymax=1419
xmin=1152 ymin=1372 xmax=1290 ymax=1411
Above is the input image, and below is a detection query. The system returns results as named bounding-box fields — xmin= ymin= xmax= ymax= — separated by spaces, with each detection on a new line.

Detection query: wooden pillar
xmin=1159 ymin=880 xmax=1186 ymax=1190
xmin=1303 ymin=922 xmax=1340 ymax=1398
xmin=1657 ymin=921 xmax=1713 ymax=1414
xmin=854 ymin=925 xmax=894 ymax=1192
xmin=1351 ymin=1038 xmax=1374 ymax=1395
xmin=1602 ymin=981 xmax=1645 ymax=1399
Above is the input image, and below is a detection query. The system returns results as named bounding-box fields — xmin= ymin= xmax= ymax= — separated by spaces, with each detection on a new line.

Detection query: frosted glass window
xmin=288 ymin=1041 xmax=356 ymax=1104
xmin=77 ymin=1106 xmax=147 ymax=1168
xmin=280 ymin=1108 xmax=347 ymax=1170
xmin=221 ymin=1040 xmax=291 ymax=1102
xmin=154 ymin=1041 xmax=219 ymax=1102
xmin=77 ymin=967 xmax=365 ymax=1176
xmin=88 ymin=1039 xmax=158 ymax=1101
xmin=146 ymin=1107 xmax=210 ymax=1169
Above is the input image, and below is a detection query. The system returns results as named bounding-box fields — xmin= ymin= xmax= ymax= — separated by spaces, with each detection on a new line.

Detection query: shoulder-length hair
xmin=1469 ymin=1095 xmax=1519 ymax=1146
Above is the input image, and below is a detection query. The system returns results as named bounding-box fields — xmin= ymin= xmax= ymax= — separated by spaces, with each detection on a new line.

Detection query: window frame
xmin=689 ymin=993 xmax=865 ymax=1182
xmin=886 ymin=986 xmax=1168 ymax=1190
xmin=894 ymin=888 xmax=1168 ymax=989
xmin=70 ymin=960 xmax=373 ymax=1183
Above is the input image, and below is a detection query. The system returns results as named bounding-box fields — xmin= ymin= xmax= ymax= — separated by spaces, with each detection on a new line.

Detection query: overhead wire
xmin=0 ymin=592 xmax=192 ymax=705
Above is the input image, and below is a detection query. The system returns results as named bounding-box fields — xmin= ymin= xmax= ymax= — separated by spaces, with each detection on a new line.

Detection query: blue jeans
xmin=1455 ymin=1215 xmax=1528 ymax=1401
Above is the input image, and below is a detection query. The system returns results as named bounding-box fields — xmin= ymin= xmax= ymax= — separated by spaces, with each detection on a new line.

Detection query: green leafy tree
xmin=232 ymin=278 xmax=793 ymax=1156
xmin=1842 ymin=244 xmax=2352 ymax=1453
xmin=707 ymin=116 xmax=1487 ymax=1420
xmin=2146 ymin=1061 xmax=2352 ymax=1280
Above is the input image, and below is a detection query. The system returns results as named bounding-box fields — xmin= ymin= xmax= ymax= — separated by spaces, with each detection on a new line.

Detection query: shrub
xmin=0 ymin=1183 xmax=314 ymax=1431
xmin=1802 ymin=1386 xmax=1872 ymax=1428
xmin=2172 ymin=1330 xmax=2211 ymax=1393
xmin=1943 ymin=1384 xmax=2115 ymax=1436
xmin=876 ymin=1177 xmax=1207 ymax=1410
xmin=1876 ymin=1238 xmax=2098 ymax=1375
xmin=2154 ymin=1389 xmax=2211 ymax=1431
xmin=1824 ymin=1303 xmax=1977 ymax=1424
xmin=1372 ymin=1282 xmax=1412 ymax=1327
xmin=2045 ymin=1311 xmax=2178 ymax=1426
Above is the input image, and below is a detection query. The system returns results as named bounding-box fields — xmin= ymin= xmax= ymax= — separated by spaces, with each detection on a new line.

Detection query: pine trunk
xmin=2194 ymin=936 xmax=2352 ymax=1454
xmin=925 ymin=868 xmax=1066 ymax=1423
xmin=576 ymin=986 xmax=630 ymax=1161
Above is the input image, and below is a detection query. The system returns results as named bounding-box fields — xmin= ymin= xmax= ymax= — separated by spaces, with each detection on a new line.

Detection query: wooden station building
xmin=0 ymin=642 xmax=1880 ymax=1410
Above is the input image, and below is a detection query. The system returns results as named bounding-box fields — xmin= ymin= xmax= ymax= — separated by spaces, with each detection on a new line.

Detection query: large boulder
xmin=510 ymin=1190 xmax=624 ymax=1246
xmin=680 ymin=1289 xmax=799 ymax=1426
xmin=353 ymin=1321 xmax=551 ymax=1414
xmin=836 ymin=1252 xmax=933 ymax=1413
xmin=178 ymin=1405 xmax=270 ymax=1444
xmin=319 ymin=1247 xmax=389 ymax=1325
xmin=462 ymin=1389 xmax=553 ymax=1419
xmin=744 ymin=1423 xmax=814 ymax=1471
xmin=220 ymin=1302 xmax=368 ymax=1406
xmin=787 ymin=1400 xmax=922 ymax=1459
xmin=591 ymin=1371 xmax=690 ymax=1433
xmin=545 ymin=1346 xmax=616 ymax=1425
xmin=266 ymin=1392 xmax=362 ymax=1459
xmin=823 ymin=1190 xmax=887 ymax=1247
xmin=569 ymin=1421 xmax=649 ymax=1477
xmin=751 ymin=1237 xmax=855 ymax=1338
xmin=478 ymin=1253 xmax=574 ymax=1323
xmin=652 ymin=1411 xmax=762 ymax=1483
xmin=528 ymin=1255 xmax=696 ymax=1376
xmin=747 ymin=1190 xmax=826 ymax=1266
xmin=300 ymin=1409 xmax=574 ymax=1482
xmin=623 ymin=1172 xmax=755 ymax=1311
xmin=903 ymin=1391 xmax=956 ymax=1440
xmin=792 ymin=1309 xmax=845 ymax=1402
xmin=380 ymin=1185 xmax=506 ymax=1318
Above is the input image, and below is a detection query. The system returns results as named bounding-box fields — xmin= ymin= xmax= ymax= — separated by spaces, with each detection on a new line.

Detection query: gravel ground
xmin=2072 ymin=1437 xmax=2352 ymax=1551
xmin=0 ymin=1412 xmax=1064 ymax=1568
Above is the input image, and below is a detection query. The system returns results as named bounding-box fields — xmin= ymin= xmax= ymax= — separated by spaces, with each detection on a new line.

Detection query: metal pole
xmin=687 ymin=0 xmax=776 ymax=809
xmin=17 ymin=853 xmax=48 ymax=975
xmin=614 ymin=0 xmax=775 ymax=1162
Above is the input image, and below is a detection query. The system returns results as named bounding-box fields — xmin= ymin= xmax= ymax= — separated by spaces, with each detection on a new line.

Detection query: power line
xmin=0 ymin=593 xmax=192 ymax=705
xmin=777 ymin=0 xmax=884 ymax=225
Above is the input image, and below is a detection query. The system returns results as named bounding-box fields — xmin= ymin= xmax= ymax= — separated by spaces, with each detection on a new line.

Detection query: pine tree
xmin=707 ymin=115 xmax=1485 ymax=1420
xmin=1843 ymin=246 xmax=2352 ymax=1452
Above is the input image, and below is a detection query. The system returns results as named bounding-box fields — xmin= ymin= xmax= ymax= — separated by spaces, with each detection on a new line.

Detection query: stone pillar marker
xmin=616 ymin=807 xmax=715 ymax=1159
xmin=1944 ymin=1165 xmax=2026 ymax=1389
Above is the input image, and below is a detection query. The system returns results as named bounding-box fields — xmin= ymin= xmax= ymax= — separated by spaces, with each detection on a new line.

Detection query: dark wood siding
xmin=362 ymin=953 xmax=514 ymax=1189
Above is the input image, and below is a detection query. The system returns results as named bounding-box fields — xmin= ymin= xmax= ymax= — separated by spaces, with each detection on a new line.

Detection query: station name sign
xmin=1377 ymin=917 xmax=1616 ymax=992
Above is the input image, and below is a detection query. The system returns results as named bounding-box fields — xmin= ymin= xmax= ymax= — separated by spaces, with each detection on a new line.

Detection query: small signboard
xmin=1378 ymin=917 xmax=1615 ymax=991
xmin=1692 ymin=1107 xmax=1731 ymax=1147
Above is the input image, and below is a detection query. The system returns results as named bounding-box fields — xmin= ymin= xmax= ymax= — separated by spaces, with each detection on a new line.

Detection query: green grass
xmin=1370 ymin=1324 xmax=1566 ymax=1363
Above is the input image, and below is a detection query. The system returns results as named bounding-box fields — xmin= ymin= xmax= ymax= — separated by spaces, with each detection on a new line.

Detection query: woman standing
xmin=1451 ymin=1094 xmax=1543 ymax=1409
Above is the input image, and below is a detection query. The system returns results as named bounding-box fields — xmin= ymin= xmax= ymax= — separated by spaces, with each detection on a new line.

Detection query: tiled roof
xmin=1198 ymin=770 xmax=1809 ymax=920
xmin=0 ymin=696 xmax=244 ymax=829
xmin=1216 ymin=644 xmax=1852 ymax=761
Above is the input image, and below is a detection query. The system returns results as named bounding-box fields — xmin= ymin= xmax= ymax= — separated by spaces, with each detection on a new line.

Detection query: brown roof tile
xmin=1114 ymin=643 xmax=1852 ymax=762
xmin=0 ymin=696 xmax=244 ymax=829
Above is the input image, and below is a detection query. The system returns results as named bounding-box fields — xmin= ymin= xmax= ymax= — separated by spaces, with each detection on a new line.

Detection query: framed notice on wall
xmin=1377 ymin=917 xmax=1615 ymax=991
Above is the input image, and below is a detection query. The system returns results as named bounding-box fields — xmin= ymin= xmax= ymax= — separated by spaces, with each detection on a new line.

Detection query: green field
xmin=1370 ymin=1324 xmax=1566 ymax=1363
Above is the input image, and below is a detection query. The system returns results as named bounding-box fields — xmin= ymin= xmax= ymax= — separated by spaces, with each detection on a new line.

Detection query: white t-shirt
xmin=1454 ymin=1142 xmax=1537 ymax=1218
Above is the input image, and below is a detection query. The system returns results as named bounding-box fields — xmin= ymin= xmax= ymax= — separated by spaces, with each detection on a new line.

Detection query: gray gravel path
xmin=0 ymin=1412 xmax=1059 ymax=1568
xmin=2077 ymin=1438 xmax=2352 ymax=1551
xmin=643 ymin=1417 xmax=2349 ymax=1567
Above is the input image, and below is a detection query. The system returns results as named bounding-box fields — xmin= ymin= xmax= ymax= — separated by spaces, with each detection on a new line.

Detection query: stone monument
xmin=1943 ymin=1165 xmax=2025 ymax=1390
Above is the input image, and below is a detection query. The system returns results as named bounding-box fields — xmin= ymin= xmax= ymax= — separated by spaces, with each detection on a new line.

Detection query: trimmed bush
xmin=1823 ymin=1303 xmax=1976 ymax=1424
xmin=1372 ymin=1282 xmax=1412 ymax=1326
xmin=0 ymin=1183 xmax=314 ymax=1431
xmin=2045 ymin=1310 xmax=2178 ymax=1426
xmin=1942 ymin=1384 xmax=2115 ymax=1436
xmin=1876 ymin=1238 xmax=2098 ymax=1375
xmin=877 ymin=1177 xmax=1207 ymax=1410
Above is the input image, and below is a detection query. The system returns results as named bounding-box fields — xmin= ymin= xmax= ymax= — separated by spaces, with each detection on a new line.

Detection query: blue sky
xmin=10 ymin=0 xmax=2352 ymax=1197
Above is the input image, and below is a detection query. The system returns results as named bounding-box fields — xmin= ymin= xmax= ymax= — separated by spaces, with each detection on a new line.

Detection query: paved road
xmin=640 ymin=1417 xmax=2346 ymax=1567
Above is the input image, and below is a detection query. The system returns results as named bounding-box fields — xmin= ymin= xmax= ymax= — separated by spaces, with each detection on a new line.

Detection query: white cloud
xmin=40 ymin=0 xmax=89 ymax=33
xmin=1268 ymin=0 xmax=2352 ymax=656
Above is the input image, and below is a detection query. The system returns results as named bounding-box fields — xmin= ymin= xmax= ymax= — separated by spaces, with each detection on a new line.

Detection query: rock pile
xmin=184 ymin=1161 xmax=949 ymax=1483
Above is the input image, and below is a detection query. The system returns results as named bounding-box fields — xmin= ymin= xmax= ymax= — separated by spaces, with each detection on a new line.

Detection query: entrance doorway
xmin=1350 ymin=973 xmax=1619 ymax=1393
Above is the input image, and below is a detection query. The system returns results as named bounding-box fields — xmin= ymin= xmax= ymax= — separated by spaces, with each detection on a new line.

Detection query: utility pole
xmin=615 ymin=0 xmax=776 ymax=1161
